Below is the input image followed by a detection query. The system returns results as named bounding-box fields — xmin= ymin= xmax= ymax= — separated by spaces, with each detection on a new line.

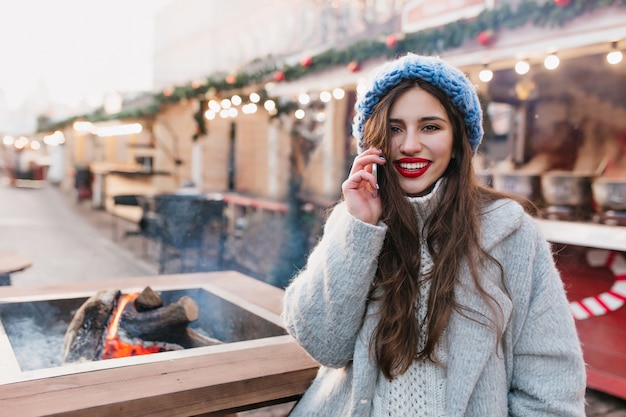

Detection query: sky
xmin=0 ymin=0 xmax=171 ymax=134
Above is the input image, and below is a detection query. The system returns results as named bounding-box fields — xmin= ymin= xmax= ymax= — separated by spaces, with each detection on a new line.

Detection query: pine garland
xmin=44 ymin=0 xmax=626 ymax=132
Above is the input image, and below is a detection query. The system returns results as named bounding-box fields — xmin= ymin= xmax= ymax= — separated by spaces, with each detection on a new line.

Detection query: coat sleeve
xmin=281 ymin=203 xmax=387 ymax=368
xmin=508 ymin=216 xmax=587 ymax=416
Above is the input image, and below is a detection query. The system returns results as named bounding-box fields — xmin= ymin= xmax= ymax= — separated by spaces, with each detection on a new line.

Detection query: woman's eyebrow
xmin=389 ymin=115 xmax=448 ymax=123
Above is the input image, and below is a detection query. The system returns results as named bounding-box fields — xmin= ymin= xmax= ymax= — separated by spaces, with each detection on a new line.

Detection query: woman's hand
xmin=341 ymin=148 xmax=386 ymax=225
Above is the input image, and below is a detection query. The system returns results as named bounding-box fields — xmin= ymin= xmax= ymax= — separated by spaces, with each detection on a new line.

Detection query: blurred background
xmin=1 ymin=1 xmax=626 ymax=412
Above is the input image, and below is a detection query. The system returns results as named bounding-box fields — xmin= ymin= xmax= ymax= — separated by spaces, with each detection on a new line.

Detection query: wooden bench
xmin=0 ymin=252 xmax=32 ymax=285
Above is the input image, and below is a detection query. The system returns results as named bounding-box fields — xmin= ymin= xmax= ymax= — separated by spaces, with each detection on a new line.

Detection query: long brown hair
xmin=362 ymin=79 xmax=526 ymax=379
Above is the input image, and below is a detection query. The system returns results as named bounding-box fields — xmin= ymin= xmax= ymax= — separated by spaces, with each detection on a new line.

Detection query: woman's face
xmin=388 ymin=86 xmax=454 ymax=197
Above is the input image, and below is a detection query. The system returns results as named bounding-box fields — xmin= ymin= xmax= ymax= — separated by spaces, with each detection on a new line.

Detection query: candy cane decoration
xmin=569 ymin=249 xmax=626 ymax=320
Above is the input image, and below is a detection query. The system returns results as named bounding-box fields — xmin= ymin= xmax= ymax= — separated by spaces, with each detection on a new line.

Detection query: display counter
xmin=90 ymin=162 xmax=176 ymax=222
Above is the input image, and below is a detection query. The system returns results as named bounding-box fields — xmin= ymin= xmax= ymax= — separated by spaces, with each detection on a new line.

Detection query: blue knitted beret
xmin=353 ymin=53 xmax=483 ymax=153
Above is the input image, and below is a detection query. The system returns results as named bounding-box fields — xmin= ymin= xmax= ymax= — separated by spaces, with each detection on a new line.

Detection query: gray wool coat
xmin=282 ymin=199 xmax=586 ymax=416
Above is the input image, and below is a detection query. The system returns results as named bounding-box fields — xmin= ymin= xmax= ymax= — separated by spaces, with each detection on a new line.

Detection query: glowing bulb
xmin=478 ymin=68 xmax=493 ymax=82
xmin=295 ymin=109 xmax=306 ymax=119
xmin=544 ymin=54 xmax=560 ymax=70
xmin=231 ymin=95 xmax=242 ymax=106
xmin=319 ymin=91 xmax=332 ymax=103
xmin=249 ymin=92 xmax=260 ymax=103
xmin=332 ymin=88 xmax=345 ymax=99
xmin=208 ymin=100 xmax=221 ymax=112
xmin=242 ymin=103 xmax=258 ymax=114
xmin=298 ymin=93 xmax=311 ymax=105
xmin=515 ymin=60 xmax=530 ymax=75
xmin=264 ymin=100 xmax=276 ymax=111
xmin=607 ymin=50 xmax=623 ymax=65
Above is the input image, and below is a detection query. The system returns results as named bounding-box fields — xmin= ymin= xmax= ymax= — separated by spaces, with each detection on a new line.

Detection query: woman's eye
xmin=423 ymin=124 xmax=440 ymax=132
xmin=390 ymin=125 xmax=402 ymax=133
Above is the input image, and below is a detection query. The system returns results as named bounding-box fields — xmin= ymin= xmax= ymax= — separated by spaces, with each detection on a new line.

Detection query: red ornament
xmin=385 ymin=34 xmax=398 ymax=49
xmin=347 ymin=60 xmax=361 ymax=73
xmin=163 ymin=87 xmax=173 ymax=97
xmin=274 ymin=71 xmax=285 ymax=82
xmin=300 ymin=56 xmax=313 ymax=68
xmin=477 ymin=29 xmax=496 ymax=46
xmin=554 ymin=0 xmax=571 ymax=7
xmin=225 ymin=74 xmax=237 ymax=85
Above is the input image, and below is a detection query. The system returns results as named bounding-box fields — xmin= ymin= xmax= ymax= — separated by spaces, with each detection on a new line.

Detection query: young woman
xmin=282 ymin=54 xmax=586 ymax=416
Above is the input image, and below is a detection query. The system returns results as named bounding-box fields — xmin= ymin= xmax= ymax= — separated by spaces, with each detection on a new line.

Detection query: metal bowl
xmin=541 ymin=171 xmax=593 ymax=207
xmin=592 ymin=178 xmax=626 ymax=211
xmin=492 ymin=172 xmax=543 ymax=203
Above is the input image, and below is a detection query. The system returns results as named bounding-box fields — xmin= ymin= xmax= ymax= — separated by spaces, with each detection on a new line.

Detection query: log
xmin=119 ymin=296 xmax=199 ymax=342
xmin=180 ymin=328 xmax=222 ymax=348
xmin=63 ymin=289 xmax=120 ymax=363
xmin=134 ymin=286 xmax=163 ymax=311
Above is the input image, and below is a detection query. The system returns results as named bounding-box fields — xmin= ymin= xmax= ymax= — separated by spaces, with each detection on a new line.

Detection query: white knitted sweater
xmin=371 ymin=188 xmax=447 ymax=417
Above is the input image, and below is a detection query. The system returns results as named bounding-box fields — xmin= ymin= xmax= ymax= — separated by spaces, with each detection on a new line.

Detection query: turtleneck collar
xmin=406 ymin=177 xmax=446 ymax=224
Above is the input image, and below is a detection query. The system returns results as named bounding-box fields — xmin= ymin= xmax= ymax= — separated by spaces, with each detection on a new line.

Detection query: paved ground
xmin=0 ymin=181 xmax=158 ymax=286
xmin=1 ymin=179 xmax=625 ymax=416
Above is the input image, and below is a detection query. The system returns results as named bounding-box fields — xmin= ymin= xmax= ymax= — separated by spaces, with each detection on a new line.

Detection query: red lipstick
xmin=394 ymin=158 xmax=431 ymax=178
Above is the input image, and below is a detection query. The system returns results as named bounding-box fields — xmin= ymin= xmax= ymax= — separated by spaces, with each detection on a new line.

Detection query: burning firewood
xmin=63 ymin=287 xmax=221 ymax=363
xmin=63 ymin=289 xmax=121 ymax=363
xmin=134 ymin=286 xmax=163 ymax=311
xmin=120 ymin=296 xmax=222 ymax=347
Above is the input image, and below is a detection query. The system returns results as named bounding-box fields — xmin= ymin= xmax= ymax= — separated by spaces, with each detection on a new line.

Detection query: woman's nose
xmin=400 ymin=130 xmax=423 ymax=153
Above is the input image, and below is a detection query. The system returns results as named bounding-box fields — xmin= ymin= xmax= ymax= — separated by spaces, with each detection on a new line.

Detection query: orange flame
xmin=102 ymin=292 xmax=161 ymax=359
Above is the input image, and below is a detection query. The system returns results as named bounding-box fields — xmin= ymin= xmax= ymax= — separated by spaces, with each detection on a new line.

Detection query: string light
xmin=332 ymin=88 xmax=345 ymax=99
xmin=478 ymin=64 xmax=493 ymax=82
xmin=264 ymin=100 xmax=276 ymax=112
xmin=319 ymin=91 xmax=332 ymax=102
xmin=208 ymin=100 xmax=221 ymax=112
xmin=544 ymin=53 xmax=560 ymax=70
xmin=607 ymin=41 xmax=623 ymax=65
xmin=249 ymin=92 xmax=261 ymax=103
xmin=2 ymin=136 xmax=15 ymax=146
xmin=298 ymin=93 xmax=311 ymax=105
xmin=514 ymin=60 xmax=530 ymax=75
xmin=242 ymin=103 xmax=258 ymax=114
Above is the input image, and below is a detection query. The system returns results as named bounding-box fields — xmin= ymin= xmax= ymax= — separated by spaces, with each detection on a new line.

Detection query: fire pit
xmin=0 ymin=271 xmax=318 ymax=416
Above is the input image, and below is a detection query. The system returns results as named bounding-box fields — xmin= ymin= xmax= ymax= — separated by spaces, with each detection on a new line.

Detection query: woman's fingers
xmin=351 ymin=150 xmax=385 ymax=190
xmin=350 ymin=148 xmax=384 ymax=175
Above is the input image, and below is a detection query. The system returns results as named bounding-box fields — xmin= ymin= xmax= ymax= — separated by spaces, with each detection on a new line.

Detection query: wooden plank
xmin=203 ymin=272 xmax=285 ymax=316
xmin=0 ymin=271 xmax=251 ymax=299
xmin=537 ymin=219 xmax=626 ymax=252
xmin=0 ymin=252 xmax=33 ymax=275
xmin=0 ymin=339 xmax=317 ymax=417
